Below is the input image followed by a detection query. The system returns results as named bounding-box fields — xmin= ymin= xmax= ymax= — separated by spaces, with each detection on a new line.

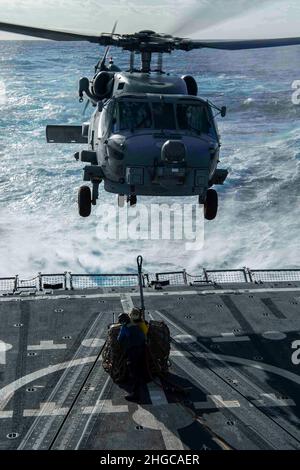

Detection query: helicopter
xmin=1 ymin=21 xmax=300 ymax=220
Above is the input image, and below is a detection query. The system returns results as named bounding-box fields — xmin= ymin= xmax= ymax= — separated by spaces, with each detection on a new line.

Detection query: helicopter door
xmin=98 ymin=100 xmax=115 ymax=140
xmin=96 ymin=100 xmax=115 ymax=162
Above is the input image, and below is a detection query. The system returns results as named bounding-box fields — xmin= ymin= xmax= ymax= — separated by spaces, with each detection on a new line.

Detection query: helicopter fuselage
xmin=47 ymin=67 xmax=228 ymax=218
xmin=82 ymin=72 xmax=226 ymax=201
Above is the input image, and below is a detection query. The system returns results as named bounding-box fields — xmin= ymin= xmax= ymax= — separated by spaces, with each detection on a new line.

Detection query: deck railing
xmin=0 ymin=268 xmax=299 ymax=293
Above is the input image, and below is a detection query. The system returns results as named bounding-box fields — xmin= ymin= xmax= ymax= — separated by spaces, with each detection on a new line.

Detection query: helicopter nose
xmin=161 ymin=140 xmax=186 ymax=163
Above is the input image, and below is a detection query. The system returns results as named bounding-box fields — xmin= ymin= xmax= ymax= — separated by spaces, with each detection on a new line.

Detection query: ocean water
xmin=0 ymin=41 xmax=299 ymax=276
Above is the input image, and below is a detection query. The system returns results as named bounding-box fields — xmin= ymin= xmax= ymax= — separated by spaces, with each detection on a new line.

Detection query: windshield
xmin=118 ymin=101 xmax=152 ymax=131
xmin=152 ymin=102 xmax=176 ymax=130
xmin=116 ymin=100 xmax=212 ymax=135
xmin=177 ymin=103 xmax=210 ymax=134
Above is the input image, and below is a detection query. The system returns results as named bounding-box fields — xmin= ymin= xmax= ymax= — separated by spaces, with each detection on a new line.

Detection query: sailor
xmin=117 ymin=313 xmax=130 ymax=327
xmin=129 ymin=308 xmax=149 ymax=337
xmin=117 ymin=309 xmax=147 ymax=402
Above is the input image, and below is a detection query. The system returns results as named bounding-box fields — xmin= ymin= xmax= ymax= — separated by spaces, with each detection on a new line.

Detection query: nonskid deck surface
xmin=0 ymin=282 xmax=300 ymax=450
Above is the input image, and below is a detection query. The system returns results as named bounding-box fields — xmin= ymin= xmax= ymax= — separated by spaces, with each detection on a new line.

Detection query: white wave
xmin=243 ymin=97 xmax=255 ymax=105
xmin=0 ymin=81 xmax=7 ymax=106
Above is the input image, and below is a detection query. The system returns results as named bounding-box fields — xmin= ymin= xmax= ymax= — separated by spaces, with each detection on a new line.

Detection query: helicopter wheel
xmin=127 ymin=195 xmax=137 ymax=207
xmin=78 ymin=186 xmax=92 ymax=218
xmin=204 ymin=189 xmax=218 ymax=221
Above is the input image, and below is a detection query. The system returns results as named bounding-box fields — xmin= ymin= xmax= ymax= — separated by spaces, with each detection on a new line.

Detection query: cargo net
xmin=102 ymin=321 xmax=171 ymax=384
xmin=251 ymin=270 xmax=300 ymax=283
xmin=206 ymin=270 xmax=248 ymax=284
xmin=156 ymin=272 xmax=186 ymax=286
xmin=42 ymin=275 xmax=66 ymax=290
xmin=0 ymin=278 xmax=16 ymax=292
xmin=17 ymin=277 xmax=39 ymax=290
xmin=71 ymin=274 xmax=139 ymax=290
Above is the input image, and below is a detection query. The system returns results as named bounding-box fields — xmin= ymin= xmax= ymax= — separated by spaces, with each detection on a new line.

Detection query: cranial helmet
xmin=129 ymin=308 xmax=142 ymax=322
xmin=118 ymin=313 xmax=130 ymax=325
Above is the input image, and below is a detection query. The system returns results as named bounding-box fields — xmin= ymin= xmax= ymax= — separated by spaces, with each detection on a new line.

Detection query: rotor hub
xmin=104 ymin=31 xmax=181 ymax=54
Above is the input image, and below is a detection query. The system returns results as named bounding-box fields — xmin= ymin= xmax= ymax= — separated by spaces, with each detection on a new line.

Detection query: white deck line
xmin=212 ymin=336 xmax=251 ymax=343
xmin=195 ymin=395 xmax=241 ymax=409
xmin=0 ymin=357 xmax=97 ymax=411
xmin=27 ymin=341 xmax=67 ymax=351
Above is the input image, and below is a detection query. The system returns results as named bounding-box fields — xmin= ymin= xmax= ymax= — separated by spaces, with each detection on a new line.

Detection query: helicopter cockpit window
xmin=118 ymin=102 xmax=152 ymax=131
xmin=152 ymin=103 xmax=176 ymax=130
xmin=177 ymin=104 xmax=210 ymax=135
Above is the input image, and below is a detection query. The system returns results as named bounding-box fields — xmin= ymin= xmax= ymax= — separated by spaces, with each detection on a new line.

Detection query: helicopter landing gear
xmin=92 ymin=179 xmax=101 ymax=206
xmin=118 ymin=194 xmax=137 ymax=207
xmin=203 ymin=189 xmax=218 ymax=221
xmin=127 ymin=194 xmax=137 ymax=207
xmin=78 ymin=186 xmax=92 ymax=218
xmin=118 ymin=195 xmax=126 ymax=208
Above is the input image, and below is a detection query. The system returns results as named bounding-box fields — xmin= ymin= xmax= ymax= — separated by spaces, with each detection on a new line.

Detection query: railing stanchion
xmin=38 ymin=272 xmax=42 ymax=291
xmin=69 ymin=273 xmax=74 ymax=291
xmin=243 ymin=268 xmax=249 ymax=283
xmin=137 ymin=256 xmax=145 ymax=317
xmin=63 ymin=272 xmax=67 ymax=290
xmin=248 ymin=269 xmax=254 ymax=283
xmin=14 ymin=275 xmax=18 ymax=292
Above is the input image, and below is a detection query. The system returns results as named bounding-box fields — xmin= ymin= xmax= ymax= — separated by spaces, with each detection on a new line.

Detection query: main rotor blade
xmin=0 ymin=21 xmax=100 ymax=42
xmin=171 ymin=0 xmax=273 ymax=37
xmin=185 ymin=37 xmax=300 ymax=51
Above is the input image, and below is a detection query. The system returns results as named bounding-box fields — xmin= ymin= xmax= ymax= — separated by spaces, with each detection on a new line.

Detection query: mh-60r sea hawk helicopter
xmin=1 ymin=21 xmax=300 ymax=219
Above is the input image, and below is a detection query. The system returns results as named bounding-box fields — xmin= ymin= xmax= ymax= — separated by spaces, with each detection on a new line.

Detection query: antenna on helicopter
xmin=95 ymin=21 xmax=118 ymax=73
xmin=82 ymin=21 xmax=118 ymax=115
